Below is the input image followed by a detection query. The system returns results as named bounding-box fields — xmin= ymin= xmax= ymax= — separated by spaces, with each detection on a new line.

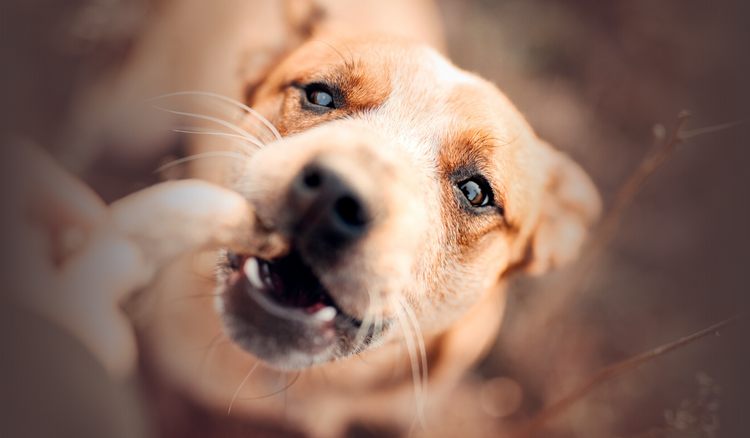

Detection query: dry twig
xmin=503 ymin=112 xmax=744 ymax=436
xmin=534 ymin=112 xmax=744 ymax=323
xmin=540 ymin=111 xmax=693 ymax=322
xmin=511 ymin=313 xmax=746 ymax=438
xmin=505 ymin=112 xmax=744 ymax=365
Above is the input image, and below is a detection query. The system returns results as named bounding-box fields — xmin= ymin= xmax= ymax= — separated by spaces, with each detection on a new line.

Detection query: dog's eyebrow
xmin=448 ymin=126 xmax=506 ymax=153
xmin=288 ymin=59 xmax=391 ymax=113
xmin=331 ymin=59 xmax=392 ymax=111
xmin=471 ymin=133 xmax=505 ymax=150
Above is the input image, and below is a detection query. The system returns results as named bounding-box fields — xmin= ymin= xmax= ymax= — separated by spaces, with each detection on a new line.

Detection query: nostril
xmin=289 ymin=161 xmax=373 ymax=257
xmin=302 ymin=167 xmax=322 ymax=188
xmin=335 ymin=196 xmax=367 ymax=226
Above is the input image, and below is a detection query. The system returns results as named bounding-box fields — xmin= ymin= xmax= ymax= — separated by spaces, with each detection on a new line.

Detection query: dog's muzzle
xmin=218 ymin=148 xmax=391 ymax=369
xmin=215 ymin=124 xmax=427 ymax=369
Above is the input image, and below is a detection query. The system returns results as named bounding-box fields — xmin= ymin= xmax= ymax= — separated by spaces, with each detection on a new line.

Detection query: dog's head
xmin=210 ymin=35 xmax=601 ymax=371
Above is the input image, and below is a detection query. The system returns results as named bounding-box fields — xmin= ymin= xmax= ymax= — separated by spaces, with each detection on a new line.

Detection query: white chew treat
xmin=314 ymin=306 xmax=337 ymax=322
xmin=244 ymin=257 xmax=265 ymax=290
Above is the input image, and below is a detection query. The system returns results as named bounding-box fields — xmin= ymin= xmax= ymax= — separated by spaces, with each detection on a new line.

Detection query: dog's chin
xmin=217 ymin=250 xmax=381 ymax=370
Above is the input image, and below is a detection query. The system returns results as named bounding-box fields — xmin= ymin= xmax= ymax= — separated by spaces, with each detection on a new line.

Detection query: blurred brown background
xmin=2 ymin=0 xmax=749 ymax=437
xmin=435 ymin=1 xmax=750 ymax=437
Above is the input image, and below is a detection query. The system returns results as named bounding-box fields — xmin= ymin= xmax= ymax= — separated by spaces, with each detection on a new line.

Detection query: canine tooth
xmin=243 ymin=257 xmax=265 ymax=290
xmin=314 ymin=306 xmax=337 ymax=322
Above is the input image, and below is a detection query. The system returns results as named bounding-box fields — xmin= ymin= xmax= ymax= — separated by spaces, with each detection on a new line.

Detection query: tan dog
xmin=129 ymin=30 xmax=601 ymax=437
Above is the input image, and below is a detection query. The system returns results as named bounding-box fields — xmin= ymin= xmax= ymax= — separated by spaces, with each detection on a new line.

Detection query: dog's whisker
xmin=153 ymin=151 xmax=252 ymax=174
xmin=319 ymin=35 xmax=356 ymax=68
xmin=498 ymin=123 xmax=527 ymax=148
xmin=151 ymin=91 xmax=282 ymax=142
xmin=169 ymin=98 xmax=270 ymax=146
xmin=177 ymin=107 xmax=276 ymax=149
xmin=172 ymin=128 xmax=263 ymax=154
xmin=179 ymin=91 xmax=280 ymax=142
xmin=393 ymin=339 xmax=406 ymax=380
xmin=153 ymin=105 xmax=265 ymax=149
xmin=377 ymin=291 xmax=386 ymax=333
xmin=398 ymin=295 xmax=429 ymax=430
xmin=313 ymin=39 xmax=352 ymax=71
xmin=371 ymin=291 xmax=385 ymax=346
xmin=187 ymin=270 xmax=219 ymax=284
xmin=355 ymin=304 xmax=374 ymax=346
xmin=169 ymin=292 xmax=222 ymax=304
xmin=198 ymin=332 xmax=224 ymax=399
xmin=317 ymin=367 xmax=331 ymax=388
xmin=373 ymin=305 xmax=384 ymax=347
xmin=181 ymin=133 xmax=258 ymax=159
xmin=227 ymin=359 xmax=261 ymax=415
xmin=390 ymin=295 xmax=428 ymax=431
xmin=238 ymin=371 xmax=301 ymax=400
xmin=355 ymin=288 xmax=380 ymax=346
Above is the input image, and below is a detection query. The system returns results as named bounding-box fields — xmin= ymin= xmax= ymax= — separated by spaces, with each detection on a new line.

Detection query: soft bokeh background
xmin=2 ymin=1 xmax=748 ymax=437
xmin=434 ymin=1 xmax=750 ymax=437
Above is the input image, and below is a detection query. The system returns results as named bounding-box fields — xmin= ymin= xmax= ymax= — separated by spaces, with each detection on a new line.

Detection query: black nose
xmin=287 ymin=161 xmax=372 ymax=259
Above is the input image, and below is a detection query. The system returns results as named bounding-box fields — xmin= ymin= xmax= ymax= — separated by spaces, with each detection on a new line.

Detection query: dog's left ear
xmin=522 ymin=141 xmax=601 ymax=275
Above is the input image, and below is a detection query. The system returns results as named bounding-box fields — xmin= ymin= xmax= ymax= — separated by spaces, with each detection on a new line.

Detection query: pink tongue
xmin=305 ymin=302 xmax=326 ymax=314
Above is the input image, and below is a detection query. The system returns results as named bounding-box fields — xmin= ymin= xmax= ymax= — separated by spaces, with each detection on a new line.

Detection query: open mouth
xmin=227 ymin=250 xmax=341 ymax=323
xmin=219 ymin=249 xmax=371 ymax=367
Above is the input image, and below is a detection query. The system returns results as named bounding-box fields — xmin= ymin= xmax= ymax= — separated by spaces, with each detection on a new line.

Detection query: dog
xmin=127 ymin=28 xmax=602 ymax=438
xmin=1 ymin=0 xmax=600 ymax=437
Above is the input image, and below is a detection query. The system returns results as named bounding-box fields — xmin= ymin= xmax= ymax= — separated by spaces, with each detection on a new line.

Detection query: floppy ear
xmin=522 ymin=142 xmax=601 ymax=275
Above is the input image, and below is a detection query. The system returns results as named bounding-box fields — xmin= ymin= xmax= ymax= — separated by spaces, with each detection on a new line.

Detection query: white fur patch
xmin=358 ymin=46 xmax=481 ymax=164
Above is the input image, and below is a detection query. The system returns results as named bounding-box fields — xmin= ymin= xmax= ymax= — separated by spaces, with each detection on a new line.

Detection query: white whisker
xmin=228 ymin=360 xmax=261 ymax=415
xmin=399 ymin=295 xmax=429 ymax=430
xmin=172 ymin=127 xmax=259 ymax=156
xmin=355 ymin=302 xmax=374 ymax=345
xmin=390 ymin=295 xmax=428 ymax=431
xmin=372 ymin=291 xmax=385 ymax=346
xmin=373 ymin=301 xmax=384 ymax=345
xmin=153 ymin=106 xmax=265 ymax=149
xmin=152 ymin=91 xmax=282 ymax=142
xmin=175 ymin=99 xmax=271 ymax=145
xmin=198 ymin=333 xmax=224 ymax=400
xmin=173 ymin=128 xmax=250 ymax=141
xmin=355 ymin=287 xmax=385 ymax=347
xmin=154 ymin=151 xmax=252 ymax=174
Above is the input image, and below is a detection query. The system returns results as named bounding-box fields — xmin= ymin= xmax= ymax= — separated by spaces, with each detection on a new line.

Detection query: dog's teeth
xmin=314 ymin=306 xmax=337 ymax=322
xmin=243 ymin=257 xmax=265 ymax=290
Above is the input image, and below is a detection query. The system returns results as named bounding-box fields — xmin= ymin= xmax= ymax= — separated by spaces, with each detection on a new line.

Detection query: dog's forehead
xmin=360 ymin=43 xmax=527 ymax=163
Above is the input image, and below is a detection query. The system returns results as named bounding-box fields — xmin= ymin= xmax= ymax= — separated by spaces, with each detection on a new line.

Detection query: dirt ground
xmin=434 ymin=0 xmax=750 ymax=437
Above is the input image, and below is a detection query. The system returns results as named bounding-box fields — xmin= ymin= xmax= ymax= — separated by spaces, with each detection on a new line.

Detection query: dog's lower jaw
xmin=217 ymin=255 xmax=384 ymax=370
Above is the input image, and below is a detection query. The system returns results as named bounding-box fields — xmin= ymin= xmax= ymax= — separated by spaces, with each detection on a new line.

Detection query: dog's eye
xmin=459 ymin=179 xmax=490 ymax=207
xmin=306 ymin=86 xmax=335 ymax=108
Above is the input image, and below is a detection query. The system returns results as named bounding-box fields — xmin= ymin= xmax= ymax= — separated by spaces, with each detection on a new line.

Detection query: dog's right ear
xmin=520 ymin=141 xmax=601 ymax=275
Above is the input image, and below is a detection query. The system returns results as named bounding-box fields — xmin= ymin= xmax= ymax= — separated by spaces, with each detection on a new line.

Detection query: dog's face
xmin=210 ymin=36 xmax=601 ymax=371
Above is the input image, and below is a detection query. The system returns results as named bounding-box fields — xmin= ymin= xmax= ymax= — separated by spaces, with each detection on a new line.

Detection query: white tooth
xmin=314 ymin=306 xmax=337 ymax=322
xmin=243 ymin=257 xmax=265 ymax=290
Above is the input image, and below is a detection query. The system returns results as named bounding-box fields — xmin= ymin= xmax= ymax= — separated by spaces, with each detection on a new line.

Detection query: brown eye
xmin=459 ymin=179 xmax=489 ymax=207
xmin=307 ymin=87 xmax=335 ymax=108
